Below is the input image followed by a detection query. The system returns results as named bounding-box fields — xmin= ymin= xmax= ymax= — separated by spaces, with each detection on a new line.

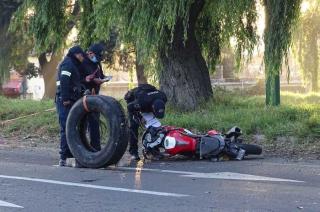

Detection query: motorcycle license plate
xmin=236 ymin=149 xmax=245 ymax=160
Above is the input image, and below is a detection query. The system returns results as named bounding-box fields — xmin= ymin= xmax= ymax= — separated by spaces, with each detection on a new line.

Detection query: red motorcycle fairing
xmin=162 ymin=126 xmax=198 ymax=156
xmin=143 ymin=125 xmax=261 ymax=160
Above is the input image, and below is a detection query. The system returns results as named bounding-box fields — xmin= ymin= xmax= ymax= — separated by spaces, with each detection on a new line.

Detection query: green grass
xmin=0 ymin=96 xmax=54 ymax=120
xmin=0 ymin=96 xmax=58 ymax=137
xmin=163 ymin=90 xmax=320 ymax=141
xmin=1 ymin=90 xmax=320 ymax=144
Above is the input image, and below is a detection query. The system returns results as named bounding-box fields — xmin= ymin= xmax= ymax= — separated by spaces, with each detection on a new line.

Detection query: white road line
xmin=115 ymin=167 xmax=304 ymax=183
xmin=182 ymin=172 xmax=304 ymax=182
xmin=262 ymin=162 xmax=320 ymax=169
xmin=0 ymin=175 xmax=189 ymax=197
xmin=0 ymin=200 xmax=23 ymax=208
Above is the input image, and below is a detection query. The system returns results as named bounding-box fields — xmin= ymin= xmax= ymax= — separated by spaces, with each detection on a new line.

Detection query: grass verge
xmin=1 ymin=90 xmax=319 ymax=158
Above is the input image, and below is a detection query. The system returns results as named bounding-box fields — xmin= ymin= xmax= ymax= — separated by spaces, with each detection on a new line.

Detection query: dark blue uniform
xmin=79 ymin=57 xmax=105 ymax=151
xmin=80 ymin=57 xmax=104 ymax=94
xmin=56 ymin=50 xmax=83 ymax=160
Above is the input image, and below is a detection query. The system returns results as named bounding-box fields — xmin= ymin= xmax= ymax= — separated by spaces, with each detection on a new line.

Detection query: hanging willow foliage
xmin=92 ymin=0 xmax=258 ymax=74
xmin=9 ymin=0 xmax=259 ymax=75
xmin=10 ymin=0 xmax=68 ymax=53
xmin=78 ymin=0 xmax=96 ymax=49
xmin=264 ymin=0 xmax=301 ymax=105
xmin=197 ymin=0 xmax=258 ymax=71
xmin=293 ymin=0 xmax=320 ymax=92
xmin=7 ymin=0 xmax=304 ymax=107
xmin=264 ymin=0 xmax=301 ymax=76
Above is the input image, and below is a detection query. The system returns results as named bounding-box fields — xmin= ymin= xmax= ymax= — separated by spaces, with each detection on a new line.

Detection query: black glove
xmin=127 ymin=101 xmax=141 ymax=113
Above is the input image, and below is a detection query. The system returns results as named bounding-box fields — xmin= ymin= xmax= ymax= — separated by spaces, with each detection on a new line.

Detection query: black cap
xmin=88 ymin=43 xmax=104 ymax=62
xmin=68 ymin=45 xmax=85 ymax=56
xmin=152 ymin=99 xmax=166 ymax=119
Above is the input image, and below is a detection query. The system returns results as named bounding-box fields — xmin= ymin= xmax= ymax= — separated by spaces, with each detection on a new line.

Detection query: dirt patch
xmin=251 ymin=134 xmax=320 ymax=160
xmin=1 ymin=133 xmax=319 ymax=161
xmin=0 ymin=134 xmax=59 ymax=150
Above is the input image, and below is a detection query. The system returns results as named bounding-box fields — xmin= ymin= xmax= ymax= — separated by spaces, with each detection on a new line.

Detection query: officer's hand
xmin=85 ymin=74 xmax=95 ymax=82
xmin=93 ymin=78 xmax=103 ymax=85
xmin=63 ymin=100 xmax=71 ymax=106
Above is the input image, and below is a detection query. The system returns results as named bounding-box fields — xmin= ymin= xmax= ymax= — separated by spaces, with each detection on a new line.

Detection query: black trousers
xmin=56 ymin=97 xmax=73 ymax=160
xmin=128 ymin=111 xmax=139 ymax=154
xmin=87 ymin=112 xmax=101 ymax=151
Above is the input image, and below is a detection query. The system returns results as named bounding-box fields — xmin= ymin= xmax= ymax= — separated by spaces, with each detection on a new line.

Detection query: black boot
xmin=129 ymin=150 xmax=140 ymax=161
xmin=143 ymin=147 xmax=164 ymax=160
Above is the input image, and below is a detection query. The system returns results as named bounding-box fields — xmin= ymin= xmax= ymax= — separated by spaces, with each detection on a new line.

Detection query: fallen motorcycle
xmin=141 ymin=126 xmax=262 ymax=161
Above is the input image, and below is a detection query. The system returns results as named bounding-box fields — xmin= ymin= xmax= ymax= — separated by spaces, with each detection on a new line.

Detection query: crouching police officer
xmin=124 ymin=84 xmax=167 ymax=160
xmin=56 ymin=46 xmax=85 ymax=166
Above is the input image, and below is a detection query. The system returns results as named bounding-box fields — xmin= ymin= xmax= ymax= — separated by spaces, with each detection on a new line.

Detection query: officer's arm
xmin=91 ymin=64 xmax=105 ymax=85
xmin=60 ymin=68 xmax=73 ymax=104
xmin=98 ymin=63 xmax=105 ymax=79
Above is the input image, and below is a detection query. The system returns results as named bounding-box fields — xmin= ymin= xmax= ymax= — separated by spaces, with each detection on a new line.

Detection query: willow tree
xmin=264 ymin=0 xmax=301 ymax=105
xmin=93 ymin=0 xmax=257 ymax=110
xmin=293 ymin=0 xmax=320 ymax=92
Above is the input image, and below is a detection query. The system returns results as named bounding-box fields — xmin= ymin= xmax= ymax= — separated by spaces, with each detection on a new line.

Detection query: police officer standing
xmin=79 ymin=43 xmax=107 ymax=151
xmin=82 ymin=43 xmax=106 ymax=94
xmin=56 ymin=46 xmax=85 ymax=166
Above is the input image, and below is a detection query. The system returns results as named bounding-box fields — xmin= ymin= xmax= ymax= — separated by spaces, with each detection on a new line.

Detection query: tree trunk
xmin=264 ymin=0 xmax=280 ymax=106
xmin=310 ymin=35 xmax=318 ymax=92
xmin=135 ymin=51 xmax=147 ymax=85
xmin=222 ymin=47 xmax=235 ymax=81
xmin=39 ymin=52 xmax=63 ymax=99
xmin=0 ymin=0 xmax=22 ymax=82
xmin=312 ymin=70 xmax=318 ymax=92
xmin=159 ymin=0 xmax=212 ymax=110
xmin=265 ymin=73 xmax=280 ymax=105
xmin=135 ymin=62 xmax=147 ymax=85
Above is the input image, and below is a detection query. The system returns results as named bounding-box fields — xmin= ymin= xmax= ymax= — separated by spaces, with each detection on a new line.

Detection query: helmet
xmin=152 ymin=99 xmax=165 ymax=119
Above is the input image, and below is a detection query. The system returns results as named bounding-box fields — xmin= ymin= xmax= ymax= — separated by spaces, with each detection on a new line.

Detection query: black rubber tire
xmin=96 ymin=95 xmax=129 ymax=165
xmin=66 ymin=95 xmax=128 ymax=168
xmin=237 ymin=143 xmax=262 ymax=155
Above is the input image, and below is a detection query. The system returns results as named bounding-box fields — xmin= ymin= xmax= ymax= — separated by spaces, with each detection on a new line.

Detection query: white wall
xmin=27 ymin=77 xmax=45 ymax=100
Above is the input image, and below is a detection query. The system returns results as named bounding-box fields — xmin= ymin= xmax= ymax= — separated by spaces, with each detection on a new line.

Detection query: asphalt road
xmin=0 ymin=147 xmax=319 ymax=212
